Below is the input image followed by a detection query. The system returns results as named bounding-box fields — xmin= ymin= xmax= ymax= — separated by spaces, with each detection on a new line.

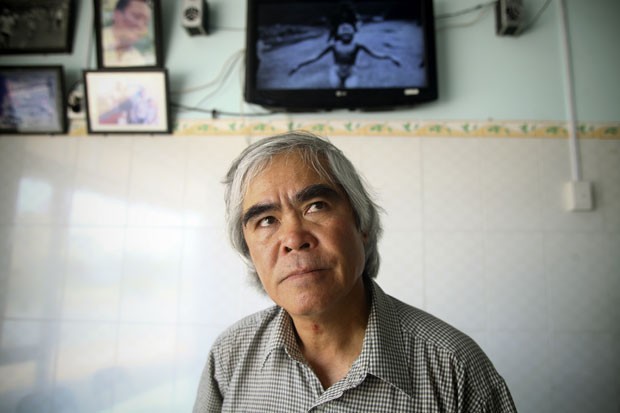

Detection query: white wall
xmin=1 ymin=132 xmax=618 ymax=412
xmin=1 ymin=0 xmax=619 ymax=412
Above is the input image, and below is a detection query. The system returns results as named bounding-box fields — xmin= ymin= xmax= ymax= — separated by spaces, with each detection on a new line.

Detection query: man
xmin=193 ymin=131 xmax=517 ymax=412
xmin=102 ymin=0 xmax=154 ymax=67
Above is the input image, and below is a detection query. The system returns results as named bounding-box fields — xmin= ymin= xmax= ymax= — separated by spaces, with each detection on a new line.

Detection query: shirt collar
xmin=263 ymin=306 xmax=304 ymax=365
xmin=358 ymin=279 xmax=412 ymax=396
xmin=262 ymin=279 xmax=412 ymax=397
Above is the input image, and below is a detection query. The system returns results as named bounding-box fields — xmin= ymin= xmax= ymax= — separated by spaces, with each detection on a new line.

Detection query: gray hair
xmin=224 ymin=130 xmax=383 ymax=289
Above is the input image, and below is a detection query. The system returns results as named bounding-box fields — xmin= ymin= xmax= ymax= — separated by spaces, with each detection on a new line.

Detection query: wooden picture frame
xmin=93 ymin=0 xmax=163 ymax=68
xmin=83 ymin=69 xmax=171 ymax=134
xmin=0 ymin=0 xmax=76 ymax=54
xmin=0 ymin=66 xmax=67 ymax=134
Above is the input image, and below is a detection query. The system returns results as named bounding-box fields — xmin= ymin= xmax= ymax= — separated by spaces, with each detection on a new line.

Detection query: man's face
xmin=241 ymin=152 xmax=367 ymax=318
xmin=113 ymin=0 xmax=151 ymax=47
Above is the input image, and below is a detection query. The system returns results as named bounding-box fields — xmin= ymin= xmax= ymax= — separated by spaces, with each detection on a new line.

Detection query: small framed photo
xmin=84 ymin=69 xmax=171 ymax=134
xmin=0 ymin=66 xmax=67 ymax=134
xmin=0 ymin=0 xmax=76 ymax=54
xmin=94 ymin=0 xmax=163 ymax=68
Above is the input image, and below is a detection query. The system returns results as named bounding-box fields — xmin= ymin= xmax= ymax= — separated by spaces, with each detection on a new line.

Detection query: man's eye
xmin=307 ymin=201 xmax=326 ymax=213
xmin=258 ymin=216 xmax=276 ymax=227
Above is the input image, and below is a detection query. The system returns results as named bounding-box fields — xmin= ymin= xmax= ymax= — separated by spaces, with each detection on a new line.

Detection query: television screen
xmin=245 ymin=0 xmax=438 ymax=111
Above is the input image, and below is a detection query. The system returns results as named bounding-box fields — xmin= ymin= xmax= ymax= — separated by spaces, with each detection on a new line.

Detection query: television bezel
xmin=244 ymin=0 xmax=438 ymax=111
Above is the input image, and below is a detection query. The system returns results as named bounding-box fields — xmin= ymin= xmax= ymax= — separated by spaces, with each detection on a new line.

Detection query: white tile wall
xmin=0 ymin=134 xmax=618 ymax=413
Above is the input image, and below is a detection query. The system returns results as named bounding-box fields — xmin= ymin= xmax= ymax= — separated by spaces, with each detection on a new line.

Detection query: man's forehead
xmin=242 ymin=152 xmax=337 ymax=202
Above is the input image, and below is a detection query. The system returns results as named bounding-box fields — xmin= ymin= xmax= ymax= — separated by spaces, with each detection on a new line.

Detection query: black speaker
xmin=181 ymin=0 xmax=209 ymax=36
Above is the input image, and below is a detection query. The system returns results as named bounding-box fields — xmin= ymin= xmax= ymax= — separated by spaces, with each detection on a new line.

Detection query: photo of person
xmin=97 ymin=0 xmax=160 ymax=68
xmin=84 ymin=70 xmax=170 ymax=133
xmin=97 ymin=84 xmax=158 ymax=125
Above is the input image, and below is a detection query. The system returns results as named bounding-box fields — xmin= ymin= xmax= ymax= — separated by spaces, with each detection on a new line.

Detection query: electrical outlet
xmin=67 ymin=88 xmax=85 ymax=119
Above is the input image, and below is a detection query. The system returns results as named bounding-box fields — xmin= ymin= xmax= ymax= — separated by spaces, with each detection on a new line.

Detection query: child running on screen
xmin=288 ymin=22 xmax=401 ymax=89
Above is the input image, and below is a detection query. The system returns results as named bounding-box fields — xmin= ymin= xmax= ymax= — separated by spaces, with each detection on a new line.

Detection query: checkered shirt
xmin=193 ymin=280 xmax=517 ymax=412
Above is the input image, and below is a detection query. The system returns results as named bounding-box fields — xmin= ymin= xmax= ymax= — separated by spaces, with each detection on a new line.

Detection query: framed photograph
xmin=84 ymin=69 xmax=171 ymax=134
xmin=0 ymin=66 xmax=67 ymax=134
xmin=94 ymin=0 xmax=163 ymax=68
xmin=0 ymin=0 xmax=76 ymax=54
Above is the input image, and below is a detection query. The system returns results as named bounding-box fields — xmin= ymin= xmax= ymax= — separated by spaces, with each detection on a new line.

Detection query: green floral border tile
xmin=68 ymin=119 xmax=620 ymax=139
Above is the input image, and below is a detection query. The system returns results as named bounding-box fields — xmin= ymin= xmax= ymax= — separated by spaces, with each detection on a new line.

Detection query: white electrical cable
xmin=436 ymin=4 xmax=494 ymax=31
xmin=435 ymin=1 xmax=497 ymax=20
xmin=171 ymin=49 xmax=244 ymax=95
xmin=557 ymin=0 xmax=582 ymax=181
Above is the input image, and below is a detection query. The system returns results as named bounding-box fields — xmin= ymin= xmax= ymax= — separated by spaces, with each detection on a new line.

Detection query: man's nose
xmin=281 ymin=216 xmax=317 ymax=253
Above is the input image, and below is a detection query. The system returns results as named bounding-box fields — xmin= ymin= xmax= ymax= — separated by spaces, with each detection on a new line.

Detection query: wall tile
xmin=183 ymin=137 xmax=248 ymax=227
xmin=16 ymin=137 xmax=77 ymax=225
xmin=5 ymin=227 xmax=66 ymax=319
xmin=114 ymin=323 xmax=177 ymax=411
xmin=0 ymin=137 xmax=24 ymax=225
xmin=425 ymin=231 xmax=487 ymax=332
xmin=70 ymin=175 xmax=129 ymax=226
xmin=486 ymin=233 xmax=548 ymax=331
xmin=0 ymin=320 xmax=58 ymax=413
xmin=597 ymin=140 xmax=620 ymax=231
xmin=360 ymin=137 xmax=423 ymax=232
xmin=549 ymin=332 xmax=617 ymax=413
xmin=609 ymin=232 xmax=620 ymax=334
xmin=75 ymin=136 xmax=133 ymax=184
xmin=127 ymin=137 xmax=188 ymax=227
xmin=545 ymin=232 xmax=616 ymax=332
xmin=119 ymin=228 xmax=183 ymax=323
xmin=62 ymin=228 xmax=125 ymax=321
xmin=422 ymin=138 xmax=485 ymax=231
xmin=54 ymin=322 xmax=117 ymax=412
xmin=178 ymin=228 xmax=250 ymax=325
xmin=480 ymin=139 xmax=544 ymax=230
xmin=174 ymin=325 xmax=225 ymax=411
xmin=377 ymin=230 xmax=424 ymax=308
xmin=483 ymin=332 xmax=551 ymax=413
xmin=69 ymin=136 xmax=133 ymax=226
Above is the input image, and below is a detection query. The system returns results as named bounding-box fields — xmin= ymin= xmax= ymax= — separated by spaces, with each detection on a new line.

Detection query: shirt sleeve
xmin=193 ymin=350 xmax=224 ymax=413
xmin=476 ymin=381 xmax=518 ymax=413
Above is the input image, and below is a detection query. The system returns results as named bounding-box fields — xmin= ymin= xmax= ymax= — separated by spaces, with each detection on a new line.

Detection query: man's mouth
xmin=281 ymin=266 xmax=327 ymax=283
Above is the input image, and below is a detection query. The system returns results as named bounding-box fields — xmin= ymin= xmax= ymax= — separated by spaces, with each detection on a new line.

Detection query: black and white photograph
xmin=0 ymin=0 xmax=76 ymax=54
xmin=83 ymin=69 xmax=170 ymax=134
xmin=94 ymin=0 xmax=163 ymax=68
xmin=0 ymin=66 xmax=66 ymax=134
xmin=255 ymin=1 xmax=426 ymax=90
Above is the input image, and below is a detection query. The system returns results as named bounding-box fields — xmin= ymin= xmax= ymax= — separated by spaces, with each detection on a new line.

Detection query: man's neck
xmin=290 ymin=278 xmax=371 ymax=389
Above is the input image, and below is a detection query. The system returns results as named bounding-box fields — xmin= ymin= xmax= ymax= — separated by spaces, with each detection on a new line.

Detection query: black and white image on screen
xmin=255 ymin=1 xmax=427 ymax=90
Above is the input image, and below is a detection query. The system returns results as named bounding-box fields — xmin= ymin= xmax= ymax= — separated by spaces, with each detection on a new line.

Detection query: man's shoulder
xmin=384 ymin=293 xmax=490 ymax=368
xmin=376 ymin=289 xmax=516 ymax=412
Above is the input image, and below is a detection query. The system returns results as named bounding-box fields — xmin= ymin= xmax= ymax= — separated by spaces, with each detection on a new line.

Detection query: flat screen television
xmin=244 ymin=0 xmax=438 ymax=111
